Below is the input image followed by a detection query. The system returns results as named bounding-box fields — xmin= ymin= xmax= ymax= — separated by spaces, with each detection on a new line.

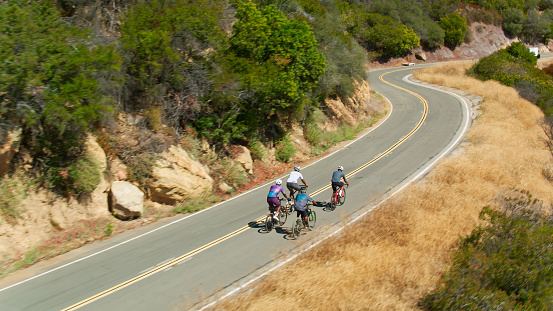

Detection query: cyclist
xmin=267 ymin=179 xmax=290 ymax=221
xmin=331 ymin=165 xmax=349 ymax=201
xmin=286 ymin=165 xmax=308 ymax=198
xmin=294 ymin=186 xmax=319 ymax=229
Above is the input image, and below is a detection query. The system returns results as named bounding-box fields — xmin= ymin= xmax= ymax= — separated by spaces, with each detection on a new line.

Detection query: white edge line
xmin=198 ymin=74 xmax=472 ymax=310
xmin=0 ymin=91 xmax=394 ymax=293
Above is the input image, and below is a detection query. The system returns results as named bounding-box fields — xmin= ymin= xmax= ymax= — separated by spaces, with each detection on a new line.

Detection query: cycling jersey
xmin=331 ymin=170 xmax=346 ymax=183
xmin=294 ymin=193 xmax=313 ymax=211
xmin=287 ymin=171 xmax=303 ymax=183
xmin=267 ymin=185 xmax=285 ymax=198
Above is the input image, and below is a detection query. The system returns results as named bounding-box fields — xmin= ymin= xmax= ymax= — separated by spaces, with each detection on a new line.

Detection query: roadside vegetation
xmin=208 ymin=61 xmax=553 ymax=310
xmin=3 ymin=0 xmax=553 ymax=199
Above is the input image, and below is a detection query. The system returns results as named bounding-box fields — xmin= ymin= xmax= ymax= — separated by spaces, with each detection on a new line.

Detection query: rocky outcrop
xmin=0 ymin=125 xmax=22 ymax=178
xmin=110 ymin=181 xmax=144 ymax=219
xmin=230 ymin=145 xmax=253 ymax=175
xmin=149 ymin=145 xmax=213 ymax=204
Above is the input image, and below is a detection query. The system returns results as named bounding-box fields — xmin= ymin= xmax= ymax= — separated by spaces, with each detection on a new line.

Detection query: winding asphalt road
xmin=0 ymin=65 xmax=471 ymax=311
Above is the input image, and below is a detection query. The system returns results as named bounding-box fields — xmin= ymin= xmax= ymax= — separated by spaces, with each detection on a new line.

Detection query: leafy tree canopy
xmin=0 ymin=1 xmax=120 ymax=163
xmin=228 ymin=1 xmax=326 ymax=112
xmin=439 ymin=12 xmax=468 ymax=47
xmin=358 ymin=13 xmax=420 ymax=59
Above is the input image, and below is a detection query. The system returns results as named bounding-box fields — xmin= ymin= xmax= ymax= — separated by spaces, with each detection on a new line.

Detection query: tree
xmin=227 ymin=1 xmax=326 ymax=126
xmin=522 ymin=10 xmax=550 ymax=44
xmin=502 ymin=8 xmax=525 ymax=38
xmin=438 ymin=12 xmax=467 ymax=47
xmin=358 ymin=14 xmax=420 ymax=59
xmin=0 ymin=0 xmax=120 ymax=193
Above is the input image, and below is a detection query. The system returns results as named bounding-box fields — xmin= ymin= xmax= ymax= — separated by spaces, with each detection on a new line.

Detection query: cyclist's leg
xmin=287 ymin=182 xmax=300 ymax=198
xmin=299 ymin=210 xmax=308 ymax=227
xmin=267 ymin=197 xmax=278 ymax=214
xmin=331 ymin=182 xmax=339 ymax=202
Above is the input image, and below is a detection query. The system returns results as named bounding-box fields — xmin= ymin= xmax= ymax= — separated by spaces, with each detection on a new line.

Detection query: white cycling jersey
xmin=287 ymin=171 xmax=303 ymax=183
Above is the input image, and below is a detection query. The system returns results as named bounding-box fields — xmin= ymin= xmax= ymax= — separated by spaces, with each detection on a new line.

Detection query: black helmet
xmin=300 ymin=186 xmax=307 ymax=193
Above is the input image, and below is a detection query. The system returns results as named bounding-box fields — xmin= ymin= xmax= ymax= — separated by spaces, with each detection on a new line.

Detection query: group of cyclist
xmin=266 ymin=165 xmax=350 ymax=228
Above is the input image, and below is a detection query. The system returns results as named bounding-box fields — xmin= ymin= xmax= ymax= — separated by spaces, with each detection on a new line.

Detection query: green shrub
xmin=221 ymin=159 xmax=248 ymax=187
xmin=421 ymin=191 xmax=553 ymax=310
xmin=127 ymin=152 xmax=157 ymax=185
xmin=359 ymin=14 xmax=420 ymax=59
xmin=249 ymin=139 xmax=267 ymax=160
xmin=438 ymin=13 xmax=467 ymax=47
xmin=48 ymin=154 xmax=102 ymax=196
xmin=275 ymin=135 xmax=296 ymax=163
xmin=468 ymin=42 xmax=553 ymax=116
xmin=68 ymin=156 xmax=102 ymax=195
xmin=0 ymin=1 xmax=120 ymax=196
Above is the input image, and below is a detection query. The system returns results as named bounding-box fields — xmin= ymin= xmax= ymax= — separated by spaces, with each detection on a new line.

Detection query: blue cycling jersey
xmin=331 ymin=170 xmax=346 ymax=183
xmin=294 ymin=193 xmax=313 ymax=211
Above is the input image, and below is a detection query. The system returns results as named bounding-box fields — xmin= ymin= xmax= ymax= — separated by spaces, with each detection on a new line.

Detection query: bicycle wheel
xmin=288 ymin=202 xmax=295 ymax=214
xmin=308 ymin=209 xmax=317 ymax=229
xmin=291 ymin=218 xmax=302 ymax=238
xmin=265 ymin=214 xmax=274 ymax=232
xmin=329 ymin=192 xmax=337 ymax=211
xmin=278 ymin=209 xmax=287 ymax=225
xmin=338 ymin=188 xmax=346 ymax=206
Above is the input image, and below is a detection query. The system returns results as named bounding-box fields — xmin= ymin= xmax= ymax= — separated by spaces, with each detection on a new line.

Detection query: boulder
xmin=230 ymin=145 xmax=253 ymax=174
xmin=0 ymin=126 xmax=22 ymax=178
xmin=149 ymin=145 xmax=213 ymax=204
xmin=415 ymin=52 xmax=427 ymax=61
xmin=110 ymin=181 xmax=144 ymax=219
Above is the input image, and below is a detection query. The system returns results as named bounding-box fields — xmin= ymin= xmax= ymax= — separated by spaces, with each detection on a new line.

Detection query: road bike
xmin=291 ymin=203 xmax=316 ymax=239
xmin=265 ymin=197 xmax=289 ymax=232
xmin=280 ymin=197 xmax=294 ymax=216
xmin=329 ymin=184 xmax=347 ymax=211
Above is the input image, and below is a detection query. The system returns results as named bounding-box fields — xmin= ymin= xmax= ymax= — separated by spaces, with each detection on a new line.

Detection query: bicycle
xmin=265 ymin=197 xmax=289 ymax=232
xmin=291 ymin=203 xmax=316 ymax=239
xmin=329 ymin=184 xmax=347 ymax=211
xmin=281 ymin=197 xmax=294 ymax=217
xmin=287 ymin=184 xmax=307 ymax=214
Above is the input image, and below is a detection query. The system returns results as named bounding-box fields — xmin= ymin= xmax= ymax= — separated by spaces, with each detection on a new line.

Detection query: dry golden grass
xmin=207 ymin=63 xmax=553 ymax=311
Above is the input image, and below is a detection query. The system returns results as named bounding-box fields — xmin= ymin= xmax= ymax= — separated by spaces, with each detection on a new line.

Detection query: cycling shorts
xmin=267 ymin=197 xmax=281 ymax=212
xmin=296 ymin=210 xmax=308 ymax=219
xmin=287 ymin=182 xmax=301 ymax=192
xmin=332 ymin=181 xmax=344 ymax=191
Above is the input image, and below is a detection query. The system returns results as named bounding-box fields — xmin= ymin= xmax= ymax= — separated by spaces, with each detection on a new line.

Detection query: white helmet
xmin=275 ymin=179 xmax=282 ymax=185
xmin=294 ymin=165 xmax=300 ymax=172
xmin=338 ymin=165 xmax=344 ymax=170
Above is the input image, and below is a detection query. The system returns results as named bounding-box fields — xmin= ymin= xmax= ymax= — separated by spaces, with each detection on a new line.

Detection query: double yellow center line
xmin=63 ymin=68 xmax=426 ymax=310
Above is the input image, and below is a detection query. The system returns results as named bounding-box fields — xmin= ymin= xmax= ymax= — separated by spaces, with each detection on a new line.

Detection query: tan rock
xmin=149 ymin=146 xmax=213 ymax=204
xmin=231 ymin=145 xmax=253 ymax=174
xmin=110 ymin=181 xmax=144 ymax=219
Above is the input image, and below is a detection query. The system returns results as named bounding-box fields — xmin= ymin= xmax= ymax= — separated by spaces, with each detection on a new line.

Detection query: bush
xmin=127 ymin=152 xmax=157 ymax=185
xmin=48 ymin=154 xmax=102 ymax=196
xmin=68 ymin=156 xmax=102 ymax=195
xmin=275 ymin=135 xmax=296 ymax=162
xmin=249 ymin=139 xmax=267 ymax=160
xmin=221 ymin=159 xmax=248 ymax=187
xmin=438 ymin=13 xmax=468 ymax=47
xmin=421 ymin=191 xmax=553 ymax=310
xmin=468 ymin=42 xmax=553 ymax=115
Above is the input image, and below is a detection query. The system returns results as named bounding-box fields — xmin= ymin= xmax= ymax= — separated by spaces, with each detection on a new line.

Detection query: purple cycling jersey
xmin=267 ymin=185 xmax=285 ymax=198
